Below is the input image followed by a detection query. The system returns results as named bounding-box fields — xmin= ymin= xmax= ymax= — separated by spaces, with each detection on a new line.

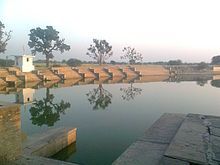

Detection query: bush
xmin=0 ymin=59 xmax=14 ymax=67
xmin=197 ymin=62 xmax=209 ymax=70
xmin=66 ymin=58 xmax=82 ymax=67
xmin=168 ymin=60 xmax=182 ymax=65
xmin=110 ymin=60 xmax=116 ymax=65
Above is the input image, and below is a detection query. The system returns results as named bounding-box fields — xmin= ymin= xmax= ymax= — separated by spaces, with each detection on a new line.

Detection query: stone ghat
xmin=113 ymin=113 xmax=220 ymax=165
xmin=0 ymin=65 xmax=169 ymax=86
xmin=0 ymin=102 xmax=78 ymax=165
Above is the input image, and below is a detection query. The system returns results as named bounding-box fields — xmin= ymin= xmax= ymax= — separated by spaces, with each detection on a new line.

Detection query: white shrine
xmin=14 ymin=55 xmax=35 ymax=72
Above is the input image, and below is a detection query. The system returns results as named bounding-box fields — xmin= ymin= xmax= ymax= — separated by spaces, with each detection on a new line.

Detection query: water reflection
xmin=29 ymin=88 xmax=71 ymax=127
xmin=211 ymin=80 xmax=220 ymax=88
xmin=51 ymin=142 xmax=76 ymax=161
xmin=196 ymin=79 xmax=208 ymax=86
xmin=86 ymin=84 xmax=112 ymax=110
xmin=120 ymin=83 xmax=142 ymax=101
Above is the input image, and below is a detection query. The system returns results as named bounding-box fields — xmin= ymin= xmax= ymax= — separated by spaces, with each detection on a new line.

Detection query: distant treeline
xmin=0 ymin=58 xmax=14 ymax=67
xmin=33 ymin=59 xmax=211 ymax=67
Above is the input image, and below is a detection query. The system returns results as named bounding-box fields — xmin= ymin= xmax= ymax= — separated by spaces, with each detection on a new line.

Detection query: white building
xmin=14 ymin=55 xmax=35 ymax=72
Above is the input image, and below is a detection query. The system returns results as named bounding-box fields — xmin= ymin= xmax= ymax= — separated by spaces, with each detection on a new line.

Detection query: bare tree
xmin=121 ymin=47 xmax=143 ymax=64
xmin=86 ymin=39 xmax=113 ymax=65
xmin=0 ymin=21 xmax=11 ymax=54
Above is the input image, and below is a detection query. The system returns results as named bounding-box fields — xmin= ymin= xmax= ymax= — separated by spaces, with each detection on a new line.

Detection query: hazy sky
xmin=1 ymin=0 xmax=220 ymax=62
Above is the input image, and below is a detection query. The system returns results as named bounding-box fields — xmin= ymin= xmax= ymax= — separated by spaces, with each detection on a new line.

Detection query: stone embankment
xmin=0 ymin=65 xmax=169 ymax=86
xmin=0 ymin=102 xmax=78 ymax=165
xmin=113 ymin=113 xmax=220 ymax=165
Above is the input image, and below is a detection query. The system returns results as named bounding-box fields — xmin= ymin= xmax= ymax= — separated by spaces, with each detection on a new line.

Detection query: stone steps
xmin=22 ymin=72 xmax=42 ymax=82
xmin=113 ymin=113 xmax=187 ymax=165
xmin=122 ymin=67 xmax=139 ymax=77
xmin=113 ymin=113 xmax=220 ymax=165
xmin=52 ymin=67 xmax=82 ymax=79
xmin=0 ymin=77 xmax=7 ymax=86
xmin=134 ymin=66 xmax=169 ymax=76
xmin=105 ymin=67 xmax=125 ymax=77
xmin=38 ymin=69 xmax=60 ymax=81
xmin=77 ymin=68 xmax=96 ymax=78
xmin=88 ymin=67 xmax=110 ymax=78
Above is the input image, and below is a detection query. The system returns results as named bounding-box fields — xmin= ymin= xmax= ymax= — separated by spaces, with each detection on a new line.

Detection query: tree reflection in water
xmin=196 ymin=80 xmax=208 ymax=86
xmin=120 ymin=83 xmax=142 ymax=101
xmin=29 ymin=88 xmax=71 ymax=127
xmin=211 ymin=80 xmax=220 ymax=88
xmin=86 ymin=84 xmax=112 ymax=110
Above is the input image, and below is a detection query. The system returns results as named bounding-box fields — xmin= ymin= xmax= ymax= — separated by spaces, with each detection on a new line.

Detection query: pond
xmin=0 ymin=76 xmax=220 ymax=165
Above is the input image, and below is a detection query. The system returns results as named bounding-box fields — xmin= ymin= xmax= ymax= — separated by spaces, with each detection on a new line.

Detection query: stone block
xmin=113 ymin=141 xmax=168 ymax=165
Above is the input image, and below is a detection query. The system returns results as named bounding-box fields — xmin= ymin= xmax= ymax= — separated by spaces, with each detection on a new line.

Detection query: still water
xmin=0 ymin=77 xmax=220 ymax=165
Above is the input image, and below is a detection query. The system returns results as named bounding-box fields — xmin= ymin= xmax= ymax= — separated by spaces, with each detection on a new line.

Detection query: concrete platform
xmin=15 ymin=155 xmax=78 ymax=165
xmin=113 ymin=113 xmax=220 ymax=165
xmin=23 ymin=127 xmax=77 ymax=157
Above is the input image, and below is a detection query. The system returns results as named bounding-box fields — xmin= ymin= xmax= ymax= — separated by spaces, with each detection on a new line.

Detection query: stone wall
xmin=0 ymin=103 xmax=21 ymax=163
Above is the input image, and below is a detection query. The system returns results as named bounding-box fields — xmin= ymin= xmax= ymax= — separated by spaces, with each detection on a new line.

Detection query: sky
xmin=1 ymin=0 xmax=220 ymax=62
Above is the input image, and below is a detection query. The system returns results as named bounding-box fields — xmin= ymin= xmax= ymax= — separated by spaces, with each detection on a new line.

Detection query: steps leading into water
xmin=38 ymin=69 xmax=60 ymax=81
xmin=52 ymin=67 xmax=82 ymax=79
xmin=113 ymin=113 xmax=220 ymax=165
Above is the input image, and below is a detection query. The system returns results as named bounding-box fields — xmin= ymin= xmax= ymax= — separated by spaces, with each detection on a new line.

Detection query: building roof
xmin=14 ymin=54 xmax=35 ymax=58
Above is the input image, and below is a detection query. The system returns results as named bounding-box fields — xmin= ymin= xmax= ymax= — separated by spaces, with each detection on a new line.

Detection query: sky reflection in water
xmin=0 ymin=78 xmax=220 ymax=165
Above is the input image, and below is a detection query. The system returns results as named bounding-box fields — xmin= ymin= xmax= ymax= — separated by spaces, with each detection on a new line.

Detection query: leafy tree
xmin=0 ymin=21 xmax=11 ymax=54
xmin=121 ymin=47 xmax=143 ymax=64
xmin=211 ymin=55 xmax=220 ymax=65
xmin=66 ymin=58 xmax=82 ymax=67
xmin=28 ymin=26 xmax=70 ymax=67
xmin=168 ymin=59 xmax=182 ymax=65
xmin=86 ymin=39 xmax=113 ymax=65
xmin=120 ymin=83 xmax=142 ymax=101
xmin=86 ymin=84 xmax=112 ymax=110
xmin=29 ymin=88 xmax=71 ymax=127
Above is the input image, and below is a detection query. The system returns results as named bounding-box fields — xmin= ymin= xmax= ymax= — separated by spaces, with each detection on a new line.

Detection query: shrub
xmin=66 ymin=58 xmax=82 ymax=67
xmin=197 ymin=62 xmax=209 ymax=70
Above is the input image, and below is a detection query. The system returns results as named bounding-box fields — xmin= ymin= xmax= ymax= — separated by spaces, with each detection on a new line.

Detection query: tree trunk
xmin=46 ymin=56 xmax=49 ymax=67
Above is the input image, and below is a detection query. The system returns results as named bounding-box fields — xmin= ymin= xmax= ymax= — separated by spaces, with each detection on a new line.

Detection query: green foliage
xmin=28 ymin=26 xmax=70 ymax=67
xmin=0 ymin=21 xmax=11 ymax=54
xmin=197 ymin=62 xmax=209 ymax=70
xmin=110 ymin=60 xmax=116 ymax=65
xmin=87 ymin=39 xmax=113 ymax=65
xmin=211 ymin=55 xmax=220 ymax=65
xmin=66 ymin=58 xmax=82 ymax=67
xmin=0 ymin=58 xmax=14 ymax=67
xmin=121 ymin=47 xmax=143 ymax=64
xmin=168 ymin=59 xmax=182 ymax=65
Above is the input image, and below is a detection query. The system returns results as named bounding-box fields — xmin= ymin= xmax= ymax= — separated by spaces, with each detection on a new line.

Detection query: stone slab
xmin=139 ymin=113 xmax=186 ymax=144
xmin=211 ymin=127 xmax=220 ymax=137
xmin=210 ymin=135 xmax=220 ymax=162
xmin=113 ymin=141 xmax=168 ymax=165
xmin=165 ymin=114 xmax=208 ymax=165
xmin=15 ymin=155 xmax=78 ymax=165
xmin=23 ymin=127 xmax=77 ymax=157
xmin=159 ymin=156 xmax=189 ymax=165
